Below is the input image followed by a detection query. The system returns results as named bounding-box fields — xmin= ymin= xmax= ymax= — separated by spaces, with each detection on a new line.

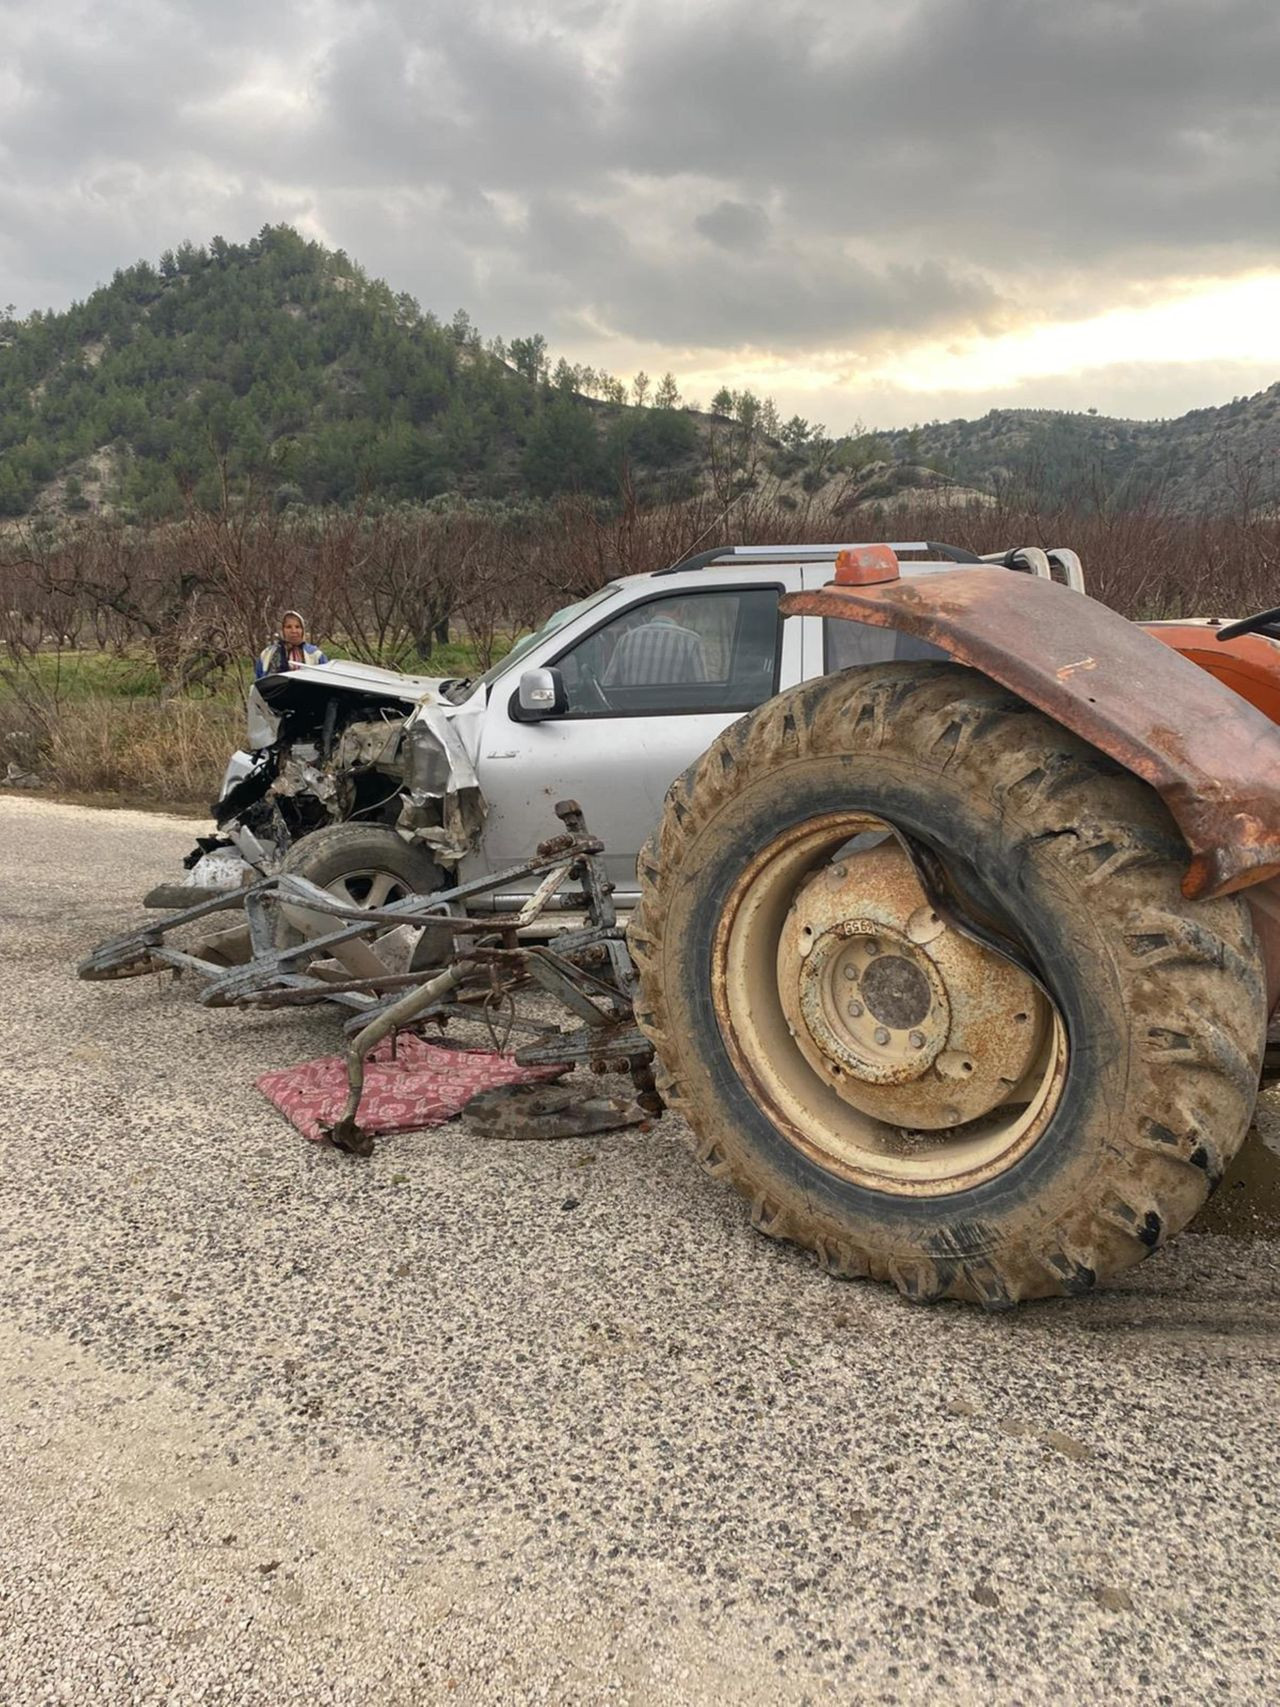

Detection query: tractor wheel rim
xmin=712 ymin=812 xmax=1068 ymax=1195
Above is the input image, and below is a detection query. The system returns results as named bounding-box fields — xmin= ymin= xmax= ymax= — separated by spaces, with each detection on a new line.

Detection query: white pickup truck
xmin=168 ymin=540 xmax=1083 ymax=917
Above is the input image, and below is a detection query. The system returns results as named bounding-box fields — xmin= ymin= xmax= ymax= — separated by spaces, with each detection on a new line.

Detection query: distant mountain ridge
xmin=874 ymin=386 xmax=1280 ymax=512
xmin=1 ymin=224 xmax=1277 ymax=518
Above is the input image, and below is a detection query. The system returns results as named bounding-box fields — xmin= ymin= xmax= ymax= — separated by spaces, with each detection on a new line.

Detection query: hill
xmin=876 ymin=386 xmax=1280 ymax=512
xmin=0 ymin=226 xmax=707 ymax=520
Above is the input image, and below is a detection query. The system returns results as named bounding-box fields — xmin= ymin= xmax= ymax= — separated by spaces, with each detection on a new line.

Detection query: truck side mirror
xmin=514 ymin=667 xmax=566 ymax=721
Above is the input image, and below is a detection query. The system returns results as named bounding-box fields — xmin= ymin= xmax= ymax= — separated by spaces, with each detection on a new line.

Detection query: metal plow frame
xmin=80 ymin=802 xmax=659 ymax=1154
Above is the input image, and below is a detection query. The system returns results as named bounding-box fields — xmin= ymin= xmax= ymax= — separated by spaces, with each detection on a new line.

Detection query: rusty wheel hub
xmin=777 ymin=842 xmax=1048 ymax=1130
xmin=797 ymin=922 xmax=949 ymax=1081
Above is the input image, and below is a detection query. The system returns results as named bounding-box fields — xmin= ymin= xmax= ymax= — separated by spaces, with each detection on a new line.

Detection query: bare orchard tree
xmin=326 ymin=507 xmax=488 ymax=668
xmin=177 ymin=467 xmax=348 ymax=675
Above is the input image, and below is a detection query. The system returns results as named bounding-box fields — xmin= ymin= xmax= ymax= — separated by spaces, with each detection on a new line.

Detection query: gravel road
xmin=2 ymin=794 xmax=1278 ymax=1706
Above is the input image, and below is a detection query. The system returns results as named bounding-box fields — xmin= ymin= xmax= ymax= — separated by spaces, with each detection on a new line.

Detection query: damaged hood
xmin=248 ymin=659 xmax=462 ymax=751
xmin=256 ymin=658 xmax=451 ymax=708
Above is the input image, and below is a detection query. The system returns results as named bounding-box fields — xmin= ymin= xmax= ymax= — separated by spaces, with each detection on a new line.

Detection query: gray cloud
xmin=2 ymin=0 xmax=1278 ymax=417
xmin=492 ymin=195 xmax=1003 ymax=349
xmin=694 ymin=201 xmax=771 ymax=252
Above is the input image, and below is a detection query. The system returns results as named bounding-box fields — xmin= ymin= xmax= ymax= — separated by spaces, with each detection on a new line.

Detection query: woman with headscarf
xmin=255 ymin=610 xmax=329 ymax=678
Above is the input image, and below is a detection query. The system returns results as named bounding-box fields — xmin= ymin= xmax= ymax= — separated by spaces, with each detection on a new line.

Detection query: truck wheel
xmin=275 ymin=824 xmax=450 ymax=965
xmin=630 ymin=663 xmax=1266 ymax=1306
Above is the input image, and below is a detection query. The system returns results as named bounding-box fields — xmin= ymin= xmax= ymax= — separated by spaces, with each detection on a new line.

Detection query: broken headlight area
xmin=404 ymin=719 xmax=451 ymax=796
xmin=214 ymin=749 xmax=279 ymax=827
xmin=394 ymin=712 xmax=485 ymax=863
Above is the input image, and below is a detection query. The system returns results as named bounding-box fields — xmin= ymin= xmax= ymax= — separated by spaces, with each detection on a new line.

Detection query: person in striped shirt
xmin=601 ymin=601 xmax=707 ymax=688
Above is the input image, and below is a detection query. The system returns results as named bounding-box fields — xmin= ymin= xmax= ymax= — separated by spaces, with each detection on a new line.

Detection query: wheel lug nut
xmin=847 ymin=1001 xmax=863 ymax=1018
xmin=842 ymin=964 xmax=858 ymax=982
xmin=908 ymin=1030 xmax=926 ymax=1050
xmin=865 ymin=939 xmax=880 ymax=956
xmin=874 ymin=1026 xmax=890 ymax=1045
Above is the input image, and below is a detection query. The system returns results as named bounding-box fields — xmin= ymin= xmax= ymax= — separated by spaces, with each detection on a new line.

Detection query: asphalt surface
xmin=2 ymin=793 xmax=1279 ymax=1706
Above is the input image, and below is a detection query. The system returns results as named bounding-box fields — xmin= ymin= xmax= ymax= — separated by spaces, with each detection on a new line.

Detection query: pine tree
xmin=654 ymin=372 xmax=681 ymax=410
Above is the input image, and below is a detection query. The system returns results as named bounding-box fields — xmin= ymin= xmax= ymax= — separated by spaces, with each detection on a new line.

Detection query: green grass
xmin=7 ymin=648 xmax=174 ymax=702
xmin=3 ymin=631 xmax=515 ymax=706
xmin=400 ymin=637 xmax=502 ymax=677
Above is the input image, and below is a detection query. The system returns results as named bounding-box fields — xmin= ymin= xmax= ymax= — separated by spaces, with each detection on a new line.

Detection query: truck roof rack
xmin=656 ymin=541 xmax=982 ymax=574
xmin=654 ymin=541 xmax=1085 ymax=592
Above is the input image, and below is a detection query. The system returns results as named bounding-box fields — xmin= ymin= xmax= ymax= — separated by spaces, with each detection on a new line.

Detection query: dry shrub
xmin=42 ymin=695 xmax=243 ymax=806
xmin=841 ymin=494 xmax=1280 ymax=618
xmin=5 ymin=489 xmax=1278 ymax=678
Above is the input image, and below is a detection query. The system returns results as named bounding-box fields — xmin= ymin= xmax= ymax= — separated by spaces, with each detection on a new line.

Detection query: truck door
xmin=472 ymin=583 xmax=798 ymax=901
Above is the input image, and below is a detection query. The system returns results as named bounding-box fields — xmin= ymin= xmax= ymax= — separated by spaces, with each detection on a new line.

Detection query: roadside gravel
xmin=2 ymin=794 xmax=1278 ymax=1705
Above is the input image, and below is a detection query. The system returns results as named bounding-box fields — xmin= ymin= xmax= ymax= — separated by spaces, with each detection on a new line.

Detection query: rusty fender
xmin=781 ymin=569 xmax=1280 ymax=902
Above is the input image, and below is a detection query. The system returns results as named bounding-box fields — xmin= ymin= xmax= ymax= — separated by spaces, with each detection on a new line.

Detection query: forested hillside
xmin=0 ymin=225 xmax=706 ymax=519
xmin=877 ymin=386 xmax=1280 ymax=512
xmin=2 ymin=224 xmax=1277 ymax=519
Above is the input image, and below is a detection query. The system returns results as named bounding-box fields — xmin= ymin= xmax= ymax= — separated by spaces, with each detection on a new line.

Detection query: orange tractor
xmin=630 ymin=548 xmax=1280 ymax=1306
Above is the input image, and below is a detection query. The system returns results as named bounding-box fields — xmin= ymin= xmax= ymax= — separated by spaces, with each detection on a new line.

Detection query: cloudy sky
xmin=3 ymin=0 xmax=1279 ymax=430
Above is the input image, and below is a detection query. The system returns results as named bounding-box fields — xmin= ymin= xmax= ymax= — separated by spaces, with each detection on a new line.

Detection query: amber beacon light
xmin=833 ymin=545 xmax=901 ymax=586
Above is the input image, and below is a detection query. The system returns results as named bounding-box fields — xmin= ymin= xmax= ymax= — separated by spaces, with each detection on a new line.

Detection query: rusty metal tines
xmin=81 ymin=799 xmax=655 ymax=1156
xmin=322 ymin=963 xmax=466 ymax=1155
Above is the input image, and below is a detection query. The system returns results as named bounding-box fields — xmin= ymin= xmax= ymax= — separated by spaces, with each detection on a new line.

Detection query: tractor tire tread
xmin=630 ymin=663 xmax=1265 ymax=1305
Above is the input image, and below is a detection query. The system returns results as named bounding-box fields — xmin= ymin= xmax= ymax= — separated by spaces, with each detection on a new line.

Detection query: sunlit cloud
xmin=652 ymin=274 xmax=1280 ymax=430
xmin=880 ymin=274 xmax=1280 ymax=396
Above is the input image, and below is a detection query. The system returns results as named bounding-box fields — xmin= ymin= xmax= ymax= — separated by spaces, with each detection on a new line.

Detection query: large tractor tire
xmin=630 ymin=663 xmax=1267 ymax=1306
xmin=275 ymin=823 xmax=452 ymax=970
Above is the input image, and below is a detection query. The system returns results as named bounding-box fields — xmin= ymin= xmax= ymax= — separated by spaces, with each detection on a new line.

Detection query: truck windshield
xmin=477 ymin=585 xmax=622 ymax=688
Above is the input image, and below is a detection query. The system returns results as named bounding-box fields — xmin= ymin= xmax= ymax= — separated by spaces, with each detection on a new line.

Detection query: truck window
xmin=556 ymin=587 xmax=782 ymax=717
xmin=824 ymin=619 xmax=947 ymax=673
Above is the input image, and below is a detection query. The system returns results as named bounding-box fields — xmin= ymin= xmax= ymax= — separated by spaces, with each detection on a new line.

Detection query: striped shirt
xmin=602 ymin=618 xmax=707 ymax=687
